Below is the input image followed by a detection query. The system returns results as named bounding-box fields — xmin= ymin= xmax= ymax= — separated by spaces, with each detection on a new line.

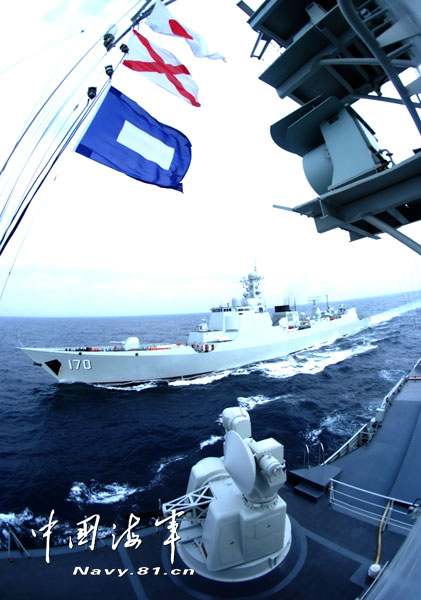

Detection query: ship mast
xmin=240 ymin=268 xmax=265 ymax=311
xmin=243 ymin=0 xmax=421 ymax=255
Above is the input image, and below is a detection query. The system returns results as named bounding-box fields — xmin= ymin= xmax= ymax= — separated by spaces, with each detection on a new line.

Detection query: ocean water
xmin=1 ymin=292 xmax=421 ymax=547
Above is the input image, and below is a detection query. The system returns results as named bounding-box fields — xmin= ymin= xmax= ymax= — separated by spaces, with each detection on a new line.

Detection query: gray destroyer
xmin=21 ymin=271 xmax=368 ymax=385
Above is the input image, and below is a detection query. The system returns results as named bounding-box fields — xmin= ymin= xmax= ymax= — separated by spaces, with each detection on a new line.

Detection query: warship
xmin=20 ymin=270 xmax=369 ymax=385
xmin=1 ymin=0 xmax=421 ymax=599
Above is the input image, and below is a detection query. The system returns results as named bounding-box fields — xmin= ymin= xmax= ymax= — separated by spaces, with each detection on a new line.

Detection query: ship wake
xmin=369 ymin=298 xmax=421 ymax=326
xmin=247 ymin=341 xmax=377 ymax=380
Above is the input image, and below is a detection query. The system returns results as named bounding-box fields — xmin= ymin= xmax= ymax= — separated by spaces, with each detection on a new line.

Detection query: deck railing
xmin=2 ymin=524 xmax=31 ymax=560
xmin=329 ymin=479 xmax=416 ymax=533
xmin=324 ymin=373 xmax=407 ymax=465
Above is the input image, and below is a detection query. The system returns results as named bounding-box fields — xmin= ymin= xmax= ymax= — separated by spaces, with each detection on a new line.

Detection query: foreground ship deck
xmin=2 ymin=360 xmax=421 ymax=599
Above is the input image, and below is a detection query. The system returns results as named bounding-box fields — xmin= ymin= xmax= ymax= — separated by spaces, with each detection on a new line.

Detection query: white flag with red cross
xmin=146 ymin=0 xmax=225 ymax=61
xmin=123 ymin=29 xmax=201 ymax=107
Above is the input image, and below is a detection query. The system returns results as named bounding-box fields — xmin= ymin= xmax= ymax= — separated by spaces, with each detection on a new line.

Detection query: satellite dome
xmin=124 ymin=337 xmax=140 ymax=351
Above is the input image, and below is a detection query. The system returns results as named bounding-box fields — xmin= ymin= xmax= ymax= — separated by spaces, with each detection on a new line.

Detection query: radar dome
xmin=124 ymin=337 xmax=140 ymax=351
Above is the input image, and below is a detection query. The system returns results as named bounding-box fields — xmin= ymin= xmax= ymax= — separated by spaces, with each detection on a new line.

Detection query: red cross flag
xmin=146 ymin=0 xmax=225 ymax=61
xmin=123 ymin=29 xmax=201 ymax=107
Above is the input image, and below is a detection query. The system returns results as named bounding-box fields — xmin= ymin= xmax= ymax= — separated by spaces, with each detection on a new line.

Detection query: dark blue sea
xmin=1 ymin=292 xmax=421 ymax=548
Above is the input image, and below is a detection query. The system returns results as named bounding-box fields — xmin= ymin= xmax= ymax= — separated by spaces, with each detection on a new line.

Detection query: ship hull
xmin=21 ymin=314 xmax=370 ymax=386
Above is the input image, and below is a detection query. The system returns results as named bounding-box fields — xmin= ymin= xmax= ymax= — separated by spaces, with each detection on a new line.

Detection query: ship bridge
xmin=241 ymin=0 xmax=421 ymax=253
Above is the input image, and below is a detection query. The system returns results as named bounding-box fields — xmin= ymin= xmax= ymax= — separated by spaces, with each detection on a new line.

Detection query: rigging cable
xmin=0 ymin=0 xmax=159 ymax=292
xmin=0 ymin=77 xmax=112 ymax=258
xmin=0 ymin=0 xmax=143 ymax=75
xmin=0 ymin=79 xmax=112 ymax=299
xmin=0 ymin=0 xmax=141 ymax=159
xmin=0 ymin=0 xmax=154 ymax=235
xmin=0 ymin=51 xmax=109 ymax=234
xmin=0 ymin=35 xmax=106 ymax=181
xmin=0 ymin=30 xmax=86 ymax=76
xmin=110 ymin=0 xmax=178 ymax=50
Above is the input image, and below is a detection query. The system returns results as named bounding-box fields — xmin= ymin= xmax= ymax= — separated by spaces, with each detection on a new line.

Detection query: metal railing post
xmin=329 ymin=479 xmax=335 ymax=506
xmin=304 ymin=444 xmax=310 ymax=468
xmin=318 ymin=442 xmax=325 ymax=465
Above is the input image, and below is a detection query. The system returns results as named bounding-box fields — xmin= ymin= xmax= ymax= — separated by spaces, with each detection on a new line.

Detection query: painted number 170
xmin=68 ymin=359 xmax=92 ymax=370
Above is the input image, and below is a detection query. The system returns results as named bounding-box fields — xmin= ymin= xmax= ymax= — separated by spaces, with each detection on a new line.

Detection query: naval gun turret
xmin=161 ymin=407 xmax=291 ymax=582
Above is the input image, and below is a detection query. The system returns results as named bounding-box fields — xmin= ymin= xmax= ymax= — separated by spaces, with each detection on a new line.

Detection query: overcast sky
xmin=0 ymin=0 xmax=420 ymax=317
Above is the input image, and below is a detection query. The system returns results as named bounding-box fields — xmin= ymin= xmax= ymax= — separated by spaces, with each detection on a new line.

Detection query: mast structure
xmin=242 ymin=0 xmax=421 ymax=255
